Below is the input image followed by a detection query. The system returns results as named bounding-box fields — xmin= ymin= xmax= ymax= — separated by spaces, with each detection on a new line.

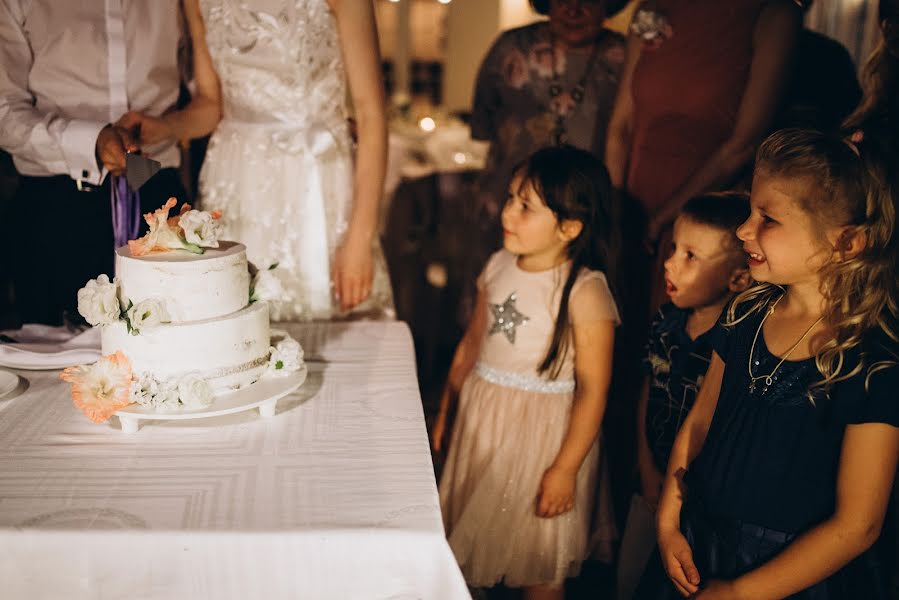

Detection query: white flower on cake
xmin=250 ymin=267 xmax=286 ymax=304
xmin=129 ymin=372 xmax=213 ymax=411
xmin=179 ymin=209 xmax=223 ymax=248
xmin=125 ymin=298 xmax=170 ymax=334
xmin=130 ymin=373 xmax=178 ymax=411
xmin=266 ymin=336 xmax=304 ymax=377
xmin=77 ymin=274 xmax=122 ymax=326
xmin=177 ymin=373 xmax=214 ymax=409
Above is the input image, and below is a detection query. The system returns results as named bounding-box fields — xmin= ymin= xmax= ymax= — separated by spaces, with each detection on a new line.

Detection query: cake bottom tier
xmin=101 ymin=302 xmax=271 ymax=392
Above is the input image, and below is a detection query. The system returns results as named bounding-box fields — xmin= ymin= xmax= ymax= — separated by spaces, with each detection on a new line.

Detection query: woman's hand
xmin=332 ymin=228 xmax=374 ymax=311
xmin=536 ymin=465 xmax=577 ymax=518
xmin=115 ymin=111 xmax=176 ymax=146
xmin=657 ymin=525 xmax=701 ymax=596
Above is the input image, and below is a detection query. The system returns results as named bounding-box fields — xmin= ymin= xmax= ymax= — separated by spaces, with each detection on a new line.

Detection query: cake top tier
xmin=115 ymin=241 xmax=251 ymax=323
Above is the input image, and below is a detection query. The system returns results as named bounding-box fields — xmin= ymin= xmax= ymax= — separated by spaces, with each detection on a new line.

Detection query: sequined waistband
xmin=474 ymin=362 xmax=575 ymax=394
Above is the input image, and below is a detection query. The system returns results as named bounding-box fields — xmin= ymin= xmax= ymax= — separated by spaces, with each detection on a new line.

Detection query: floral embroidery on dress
xmin=501 ymin=49 xmax=529 ymax=89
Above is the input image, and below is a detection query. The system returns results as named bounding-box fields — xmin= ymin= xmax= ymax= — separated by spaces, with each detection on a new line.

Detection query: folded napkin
xmin=0 ymin=325 xmax=101 ymax=369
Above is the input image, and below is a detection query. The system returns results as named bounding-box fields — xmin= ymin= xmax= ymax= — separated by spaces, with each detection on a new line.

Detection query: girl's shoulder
xmin=831 ymin=330 xmax=899 ymax=427
xmin=569 ymin=267 xmax=620 ymax=326
xmin=478 ymin=249 xmax=517 ymax=289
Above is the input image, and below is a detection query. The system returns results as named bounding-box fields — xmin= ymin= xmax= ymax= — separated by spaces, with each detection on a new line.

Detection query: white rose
xmin=251 ymin=269 xmax=286 ymax=303
xmin=266 ymin=336 xmax=304 ymax=377
xmin=126 ymin=298 xmax=170 ymax=334
xmin=177 ymin=373 xmax=213 ymax=409
xmin=77 ymin=274 xmax=121 ymax=326
xmin=179 ymin=210 xmax=223 ymax=248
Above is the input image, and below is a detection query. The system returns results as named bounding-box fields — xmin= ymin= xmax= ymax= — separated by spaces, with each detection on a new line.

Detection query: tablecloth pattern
xmin=0 ymin=321 xmax=469 ymax=600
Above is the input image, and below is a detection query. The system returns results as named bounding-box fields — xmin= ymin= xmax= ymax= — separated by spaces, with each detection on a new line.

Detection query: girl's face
xmin=738 ymin=175 xmax=836 ymax=288
xmin=501 ymin=176 xmax=575 ymax=268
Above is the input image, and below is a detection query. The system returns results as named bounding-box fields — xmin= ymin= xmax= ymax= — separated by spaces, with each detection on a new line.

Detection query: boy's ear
xmin=833 ymin=226 xmax=867 ymax=261
xmin=558 ymin=219 xmax=583 ymax=242
xmin=729 ymin=266 xmax=752 ymax=293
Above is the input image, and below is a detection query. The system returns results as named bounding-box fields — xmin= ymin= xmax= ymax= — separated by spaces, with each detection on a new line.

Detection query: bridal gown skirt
xmin=199 ymin=119 xmax=394 ymax=322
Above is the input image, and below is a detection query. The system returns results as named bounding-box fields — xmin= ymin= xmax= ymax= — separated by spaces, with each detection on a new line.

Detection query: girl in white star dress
xmin=116 ymin=0 xmax=393 ymax=320
xmin=433 ymin=146 xmax=620 ymax=595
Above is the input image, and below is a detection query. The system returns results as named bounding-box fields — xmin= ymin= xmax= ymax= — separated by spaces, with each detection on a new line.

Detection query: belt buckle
xmin=75 ymin=179 xmax=98 ymax=192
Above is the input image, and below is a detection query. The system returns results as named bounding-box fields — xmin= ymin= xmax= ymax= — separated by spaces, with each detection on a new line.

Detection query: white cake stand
xmin=114 ymin=365 xmax=307 ymax=433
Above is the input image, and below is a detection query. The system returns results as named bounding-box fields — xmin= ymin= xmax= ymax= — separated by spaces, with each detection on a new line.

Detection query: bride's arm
xmin=116 ymin=0 xmax=222 ymax=145
xmin=329 ymin=0 xmax=388 ymax=311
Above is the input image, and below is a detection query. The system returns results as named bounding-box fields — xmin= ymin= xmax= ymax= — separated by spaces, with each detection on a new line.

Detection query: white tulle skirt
xmin=439 ymin=372 xmax=615 ymax=589
xmin=198 ymin=119 xmax=394 ymax=322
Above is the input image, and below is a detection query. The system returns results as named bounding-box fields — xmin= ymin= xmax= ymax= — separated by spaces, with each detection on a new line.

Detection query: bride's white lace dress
xmin=198 ymin=0 xmax=394 ymax=321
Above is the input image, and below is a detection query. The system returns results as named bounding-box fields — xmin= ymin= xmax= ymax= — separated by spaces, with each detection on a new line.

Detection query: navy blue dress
xmin=637 ymin=295 xmax=899 ymax=599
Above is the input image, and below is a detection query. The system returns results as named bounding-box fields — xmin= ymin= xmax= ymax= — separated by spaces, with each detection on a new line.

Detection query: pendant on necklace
xmin=552 ymin=118 xmax=567 ymax=145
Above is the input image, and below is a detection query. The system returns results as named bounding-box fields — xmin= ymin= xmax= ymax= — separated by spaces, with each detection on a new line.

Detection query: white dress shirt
xmin=0 ymin=0 xmax=182 ymax=185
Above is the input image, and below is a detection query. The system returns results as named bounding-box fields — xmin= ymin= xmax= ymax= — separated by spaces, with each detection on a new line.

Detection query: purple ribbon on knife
xmin=111 ymin=174 xmax=142 ymax=253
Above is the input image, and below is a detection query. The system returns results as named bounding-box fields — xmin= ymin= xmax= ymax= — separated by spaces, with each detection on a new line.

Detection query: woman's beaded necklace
xmin=548 ymin=32 xmax=603 ymax=146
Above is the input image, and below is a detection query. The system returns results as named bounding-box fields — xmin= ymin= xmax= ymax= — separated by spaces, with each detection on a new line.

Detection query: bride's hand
xmin=115 ymin=111 xmax=175 ymax=146
xmin=332 ymin=229 xmax=374 ymax=311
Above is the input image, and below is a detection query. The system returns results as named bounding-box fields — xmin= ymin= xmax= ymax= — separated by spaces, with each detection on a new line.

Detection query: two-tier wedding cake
xmin=61 ymin=199 xmax=302 ymax=424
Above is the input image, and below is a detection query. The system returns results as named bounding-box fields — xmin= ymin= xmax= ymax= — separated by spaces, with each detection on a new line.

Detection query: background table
xmin=0 ymin=321 xmax=469 ymax=600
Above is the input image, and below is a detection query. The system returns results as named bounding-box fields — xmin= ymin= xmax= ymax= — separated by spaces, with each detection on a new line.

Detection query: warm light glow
xmin=438 ymin=0 xmax=452 ymax=4
xmin=388 ymin=0 xmax=400 ymax=3
xmin=419 ymin=117 xmax=436 ymax=132
xmin=453 ymin=152 xmax=467 ymax=164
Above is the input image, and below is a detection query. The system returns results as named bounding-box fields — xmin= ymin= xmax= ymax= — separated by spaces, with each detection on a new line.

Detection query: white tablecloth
xmin=0 ymin=321 xmax=470 ymax=600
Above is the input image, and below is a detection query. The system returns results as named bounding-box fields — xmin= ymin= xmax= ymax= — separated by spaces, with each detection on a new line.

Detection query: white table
xmin=0 ymin=321 xmax=470 ymax=600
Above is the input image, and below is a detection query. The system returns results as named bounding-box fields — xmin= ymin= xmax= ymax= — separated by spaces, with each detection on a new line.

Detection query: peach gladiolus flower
xmin=60 ymin=351 xmax=134 ymax=423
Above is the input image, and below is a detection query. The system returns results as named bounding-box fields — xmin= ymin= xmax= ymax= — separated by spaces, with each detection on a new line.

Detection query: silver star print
xmin=489 ymin=292 xmax=529 ymax=343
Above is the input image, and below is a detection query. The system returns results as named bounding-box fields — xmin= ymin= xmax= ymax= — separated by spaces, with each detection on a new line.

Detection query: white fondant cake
xmin=68 ymin=205 xmax=305 ymax=423
xmin=101 ymin=301 xmax=270 ymax=392
xmin=101 ymin=241 xmax=272 ymax=394
xmin=115 ymin=241 xmax=250 ymax=323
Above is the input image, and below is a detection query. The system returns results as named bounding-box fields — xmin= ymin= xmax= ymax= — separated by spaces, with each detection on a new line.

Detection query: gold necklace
xmin=747 ymin=296 xmax=825 ymax=395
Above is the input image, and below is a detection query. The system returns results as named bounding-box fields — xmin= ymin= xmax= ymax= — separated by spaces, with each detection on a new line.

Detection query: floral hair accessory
xmin=61 ymin=351 xmax=135 ymax=423
xmin=630 ymin=8 xmax=673 ymax=49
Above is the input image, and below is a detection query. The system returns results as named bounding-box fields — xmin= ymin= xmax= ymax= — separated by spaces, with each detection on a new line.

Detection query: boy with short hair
xmin=616 ymin=191 xmax=752 ymax=600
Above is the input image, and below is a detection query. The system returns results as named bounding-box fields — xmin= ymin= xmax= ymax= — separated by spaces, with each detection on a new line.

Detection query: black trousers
xmin=10 ymin=168 xmax=185 ymax=325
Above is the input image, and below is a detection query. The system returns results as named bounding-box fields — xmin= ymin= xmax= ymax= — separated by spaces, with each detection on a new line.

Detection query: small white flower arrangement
xmin=128 ymin=198 xmax=223 ymax=256
xmin=77 ymin=276 xmax=169 ymax=336
xmin=129 ymin=371 xmax=213 ymax=412
xmin=266 ymin=335 xmax=304 ymax=377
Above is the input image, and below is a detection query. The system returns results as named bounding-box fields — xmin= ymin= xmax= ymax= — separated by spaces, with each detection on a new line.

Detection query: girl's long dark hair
xmin=514 ymin=146 xmax=617 ymax=378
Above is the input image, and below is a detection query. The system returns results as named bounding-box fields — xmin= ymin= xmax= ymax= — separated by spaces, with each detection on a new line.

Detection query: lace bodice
xmin=199 ymin=0 xmax=347 ymax=126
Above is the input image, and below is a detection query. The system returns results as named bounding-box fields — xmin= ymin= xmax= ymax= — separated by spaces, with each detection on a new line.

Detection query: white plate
xmin=0 ymin=350 xmax=100 ymax=371
xmin=113 ymin=365 xmax=307 ymax=433
xmin=0 ymin=369 xmax=19 ymax=397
